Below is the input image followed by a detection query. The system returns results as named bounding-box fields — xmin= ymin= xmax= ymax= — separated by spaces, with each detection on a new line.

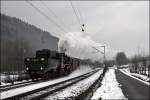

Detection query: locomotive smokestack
xmin=58 ymin=40 xmax=68 ymax=53
xmin=59 ymin=46 xmax=67 ymax=53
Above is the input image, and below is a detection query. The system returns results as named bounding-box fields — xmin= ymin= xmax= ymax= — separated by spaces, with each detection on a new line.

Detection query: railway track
xmin=1 ymin=75 xmax=70 ymax=92
xmin=0 ymin=78 xmax=54 ymax=92
xmin=0 ymin=80 xmax=34 ymax=91
xmin=2 ymin=69 xmax=100 ymax=100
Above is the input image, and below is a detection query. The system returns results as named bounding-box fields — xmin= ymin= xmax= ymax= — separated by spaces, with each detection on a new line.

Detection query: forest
xmin=0 ymin=14 xmax=58 ymax=72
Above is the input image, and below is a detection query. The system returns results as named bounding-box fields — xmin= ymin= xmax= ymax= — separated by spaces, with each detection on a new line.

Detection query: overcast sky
xmin=1 ymin=1 xmax=149 ymax=59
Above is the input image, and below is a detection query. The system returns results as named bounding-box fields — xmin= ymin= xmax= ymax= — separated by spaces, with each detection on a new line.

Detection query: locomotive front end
xmin=24 ymin=57 xmax=48 ymax=80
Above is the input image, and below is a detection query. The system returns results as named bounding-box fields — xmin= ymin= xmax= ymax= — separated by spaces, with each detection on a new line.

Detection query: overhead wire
xmin=75 ymin=0 xmax=84 ymax=32
xmin=78 ymin=1 xmax=87 ymax=32
xmin=75 ymin=0 xmax=86 ymax=32
xmin=39 ymin=0 xmax=72 ymax=32
xmin=76 ymin=0 xmax=84 ymax=25
xmin=70 ymin=0 xmax=81 ymax=27
xmin=26 ymin=1 xmax=103 ymax=59
xmin=26 ymin=0 xmax=67 ymax=34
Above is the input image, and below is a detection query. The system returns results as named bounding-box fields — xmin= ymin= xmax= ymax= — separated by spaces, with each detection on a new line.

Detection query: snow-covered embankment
xmin=44 ymin=69 xmax=103 ymax=99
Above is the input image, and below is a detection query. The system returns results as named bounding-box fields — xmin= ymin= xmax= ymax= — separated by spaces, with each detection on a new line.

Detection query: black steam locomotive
xmin=24 ymin=49 xmax=80 ymax=80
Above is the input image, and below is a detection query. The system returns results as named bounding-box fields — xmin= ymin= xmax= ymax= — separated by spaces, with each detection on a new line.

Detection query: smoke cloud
xmin=58 ymin=32 xmax=115 ymax=61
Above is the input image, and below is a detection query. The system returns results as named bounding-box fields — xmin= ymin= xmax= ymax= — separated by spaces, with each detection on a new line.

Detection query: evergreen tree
xmin=116 ymin=52 xmax=127 ymax=65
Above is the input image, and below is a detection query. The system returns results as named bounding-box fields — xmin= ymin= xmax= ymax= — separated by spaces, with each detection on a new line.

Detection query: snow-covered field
xmin=91 ymin=68 xmax=127 ymax=100
xmin=120 ymin=65 xmax=150 ymax=83
xmin=120 ymin=68 xmax=150 ymax=85
xmin=44 ymin=69 xmax=103 ymax=99
xmin=131 ymin=73 xmax=150 ymax=82
xmin=0 ymin=74 xmax=19 ymax=82
xmin=0 ymin=72 xmax=29 ymax=86
xmin=1 ymin=65 xmax=95 ymax=99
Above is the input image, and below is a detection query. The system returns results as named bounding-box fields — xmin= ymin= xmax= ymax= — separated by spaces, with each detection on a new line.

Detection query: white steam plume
xmin=58 ymin=32 xmax=116 ymax=61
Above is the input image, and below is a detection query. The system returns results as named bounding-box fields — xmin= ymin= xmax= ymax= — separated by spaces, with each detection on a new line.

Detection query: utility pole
xmin=91 ymin=45 xmax=106 ymax=67
xmin=97 ymin=45 xmax=107 ymax=76
xmin=100 ymin=46 xmax=105 ymax=62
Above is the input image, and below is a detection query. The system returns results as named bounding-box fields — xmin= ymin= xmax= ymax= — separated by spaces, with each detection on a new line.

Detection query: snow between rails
xmin=44 ymin=69 xmax=103 ymax=99
xmin=91 ymin=68 xmax=127 ymax=100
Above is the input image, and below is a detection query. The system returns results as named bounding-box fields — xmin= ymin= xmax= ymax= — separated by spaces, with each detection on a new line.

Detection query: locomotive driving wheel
xmin=43 ymin=72 xmax=49 ymax=79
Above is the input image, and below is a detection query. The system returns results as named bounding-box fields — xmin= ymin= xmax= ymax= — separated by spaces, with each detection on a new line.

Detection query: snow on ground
xmin=0 ymin=74 xmax=19 ymax=86
xmin=120 ymin=68 xmax=150 ymax=86
xmin=44 ymin=69 xmax=103 ymax=100
xmin=1 ymin=65 xmax=94 ymax=99
xmin=0 ymin=65 xmax=93 ymax=86
xmin=91 ymin=68 xmax=127 ymax=100
xmin=0 ymin=72 xmax=29 ymax=86
xmin=68 ymin=65 xmax=93 ymax=78
xmin=0 ymin=74 xmax=18 ymax=82
xmin=121 ymin=67 xmax=130 ymax=74
xmin=1 ymin=82 xmax=11 ymax=86
xmin=0 ymin=80 xmax=32 ymax=87
xmin=131 ymin=73 xmax=150 ymax=82
xmin=120 ymin=65 xmax=150 ymax=83
xmin=121 ymin=68 xmax=150 ymax=82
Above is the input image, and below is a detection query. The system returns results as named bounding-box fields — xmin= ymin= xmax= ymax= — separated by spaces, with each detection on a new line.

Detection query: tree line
xmin=115 ymin=52 xmax=149 ymax=76
xmin=0 ymin=14 xmax=58 ymax=72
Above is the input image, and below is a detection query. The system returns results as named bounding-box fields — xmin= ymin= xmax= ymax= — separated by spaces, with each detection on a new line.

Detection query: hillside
xmin=0 ymin=14 xmax=59 ymax=72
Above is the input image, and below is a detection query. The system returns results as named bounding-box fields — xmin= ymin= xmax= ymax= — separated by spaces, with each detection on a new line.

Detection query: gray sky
xmin=1 ymin=1 xmax=149 ymax=59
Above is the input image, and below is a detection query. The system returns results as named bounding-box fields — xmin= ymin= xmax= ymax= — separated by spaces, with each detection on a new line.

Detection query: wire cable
xmin=40 ymin=0 xmax=72 ymax=32
xmin=70 ymin=0 xmax=81 ymax=26
xmin=26 ymin=1 xmax=67 ymax=33
xmin=76 ymin=0 xmax=84 ymax=25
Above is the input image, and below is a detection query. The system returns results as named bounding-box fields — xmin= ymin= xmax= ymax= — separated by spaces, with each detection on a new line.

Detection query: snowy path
xmin=91 ymin=68 xmax=127 ymax=100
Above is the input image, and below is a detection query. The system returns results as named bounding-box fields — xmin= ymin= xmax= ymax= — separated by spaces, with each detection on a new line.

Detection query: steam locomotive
xmin=24 ymin=49 xmax=80 ymax=80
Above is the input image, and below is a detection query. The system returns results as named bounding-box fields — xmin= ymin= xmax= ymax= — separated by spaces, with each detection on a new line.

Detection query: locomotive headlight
xmin=41 ymin=58 xmax=45 ymax=61
xmin=26 ymin=67 xmax=29 ymax=70
xmin=40 ymin=67 xmax=43 ymax=70
xmin=27 ymin=58 xmax=30 ymax=61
